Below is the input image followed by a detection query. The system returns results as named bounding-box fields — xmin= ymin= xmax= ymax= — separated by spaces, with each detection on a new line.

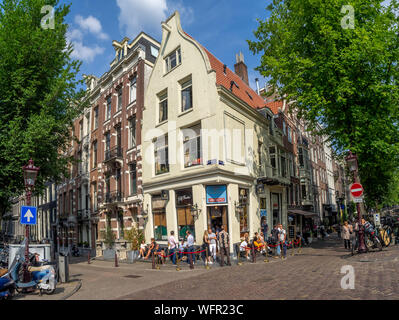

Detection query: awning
xmin=288 ymin=209 xmax=319 ymax=218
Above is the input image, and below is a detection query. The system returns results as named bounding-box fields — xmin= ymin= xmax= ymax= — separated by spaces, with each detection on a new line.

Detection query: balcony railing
xmin=104 ymin=146 xmax=123 ymax=162
xmin=104 ymin=191 xmax=124 ymax=204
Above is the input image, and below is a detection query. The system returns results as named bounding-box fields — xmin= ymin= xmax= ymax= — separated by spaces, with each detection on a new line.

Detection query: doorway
xmin=207 ymin=206 xmax=228 ymax=233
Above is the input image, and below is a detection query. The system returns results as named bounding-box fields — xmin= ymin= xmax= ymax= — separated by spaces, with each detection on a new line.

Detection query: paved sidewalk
xmin=17 ymin=234 xmax=399 ymax=300
xmin=12 ymin=279 xmax=81 ymax=300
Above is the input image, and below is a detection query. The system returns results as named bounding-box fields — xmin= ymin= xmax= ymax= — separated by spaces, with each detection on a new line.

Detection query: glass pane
xmin=170 ymin=52 xmax=177 ymax=69
xmin=181 ymin=86 xmax=192 ymax=111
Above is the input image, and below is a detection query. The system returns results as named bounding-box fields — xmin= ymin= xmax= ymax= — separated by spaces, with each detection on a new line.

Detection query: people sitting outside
xmin=259 ymin=232 xmax=266 ymax=253
xmin=138 ymin=240 xmax=147 ymax=259
xmin=144 ymin=238 xmax=157 ymax=260
xmin=239 ymin=237 xmax=250 ymax=260
xmin=253 ymin=232 xmax=263 ymax=252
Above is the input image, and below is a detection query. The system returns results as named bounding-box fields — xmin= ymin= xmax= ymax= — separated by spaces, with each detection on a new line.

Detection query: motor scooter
xmin=0 ymin=272 xmax=15 ymax=300
xmin=6 ymin=242 xmax=57 ymax=296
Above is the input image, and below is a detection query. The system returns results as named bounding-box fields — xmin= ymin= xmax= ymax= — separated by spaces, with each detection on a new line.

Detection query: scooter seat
xmin=0 ymin=269 xmax=8 ymax=277
xmin=28 ymin=266 xmax=44 ymax=272
xmin=16 ymin=281 xmax=37 ymax=288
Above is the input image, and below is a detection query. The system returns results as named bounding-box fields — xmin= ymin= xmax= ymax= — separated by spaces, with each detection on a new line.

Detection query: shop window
xmin=176 ymin=189 xmax=195 ymax=240
xmin=239 ymin=188 xmax=249 ymax=237
xmin=152 ymin=195 xmax=167 ymax=241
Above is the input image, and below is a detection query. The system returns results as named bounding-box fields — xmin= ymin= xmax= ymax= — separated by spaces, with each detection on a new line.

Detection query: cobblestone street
xmin=56 ymin=234 xmax=399 ymax=300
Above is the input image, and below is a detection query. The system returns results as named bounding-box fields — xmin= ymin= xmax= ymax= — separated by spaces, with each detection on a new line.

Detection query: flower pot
xmin=127 ymin=250 xmax=139 ymax=263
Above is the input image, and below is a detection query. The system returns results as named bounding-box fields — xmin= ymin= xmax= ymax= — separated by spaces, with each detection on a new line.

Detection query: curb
xmin=60 ymin=280 xmax=82 ymax=300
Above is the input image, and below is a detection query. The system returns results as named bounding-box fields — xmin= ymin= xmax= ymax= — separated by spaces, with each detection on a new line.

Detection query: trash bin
xmin=58 ymin=253 xmax=69 ymax=283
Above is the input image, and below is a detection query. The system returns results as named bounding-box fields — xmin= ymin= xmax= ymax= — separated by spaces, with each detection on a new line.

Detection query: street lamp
xmin=345 ymin=151 xmax=367 ymax=253
xmin=190 ymin=204 xmax=201 ymax=220
xmin=22 ymin=159 xmax=40 ymax=283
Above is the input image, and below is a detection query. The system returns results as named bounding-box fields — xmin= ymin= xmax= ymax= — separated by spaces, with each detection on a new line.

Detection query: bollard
xmin=88 ymin=250 xmax=91 ymax=264
xmin=151 ymin=251 xmax=155 ymax=269
xmin=299 ymin=238 xmax=302 ymax=254
xmin=176 ymin=254 xmax=181 ymax=271
xmin=205 ymin=247 xmax=210 ymax=270
xmin=189 ymin=249 xmax=194 ymax=270
xmin=237 ymin=245 xmax=242 ymax=266
xmin=156 ymin=253 xmax=160 ymax=270
xmin=264 ymin=244 xmax=269 ymax=263
xmin=114 ymin=252 xmax=119 ymax=268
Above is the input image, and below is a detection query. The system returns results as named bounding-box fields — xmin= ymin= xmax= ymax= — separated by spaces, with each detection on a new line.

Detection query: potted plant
xmin=101 ymin=227 xmax=116 ymax=260
xmin=124 ymin=227 xmax=144 ymax=263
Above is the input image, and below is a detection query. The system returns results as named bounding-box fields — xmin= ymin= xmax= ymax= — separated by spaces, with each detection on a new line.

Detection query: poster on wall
xmin=260 ymin=209 xmax=267 ymax=217
xmin=206 ymin=185 xmax=227 ymax=204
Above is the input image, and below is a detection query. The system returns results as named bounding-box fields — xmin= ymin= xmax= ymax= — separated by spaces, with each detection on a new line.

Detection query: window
xmin=106 ymin=96 xmax=111 ymax=120
xmin=176 ymin=189 xmax=195 ymax=240
xmin=269 ymin=146 xmax=276 ymax=172
xmin=239 ymin=188 xmax=249 ymax=237
xmin=181 ymin=79 xmax=192 ymax=112
xmin=283 ymin=120 xmax=286 ymax=135
xmin=182 ymin=125 xmax=201 ymax=168
xmin=94 ymin=106 xmax=98 ymax=129
xmin=288 ymin=126 xmax=292 ymax=143
xmin=92 ymin=141 xmax=97 ymax=168
xmin=79 ymin=120 xmax=83 ymax=140
xmin=129 ymin=162 xmax=137 ymax=195
xmin=158 ymin=92 xmax=168 ymax=122
xmin=105 ymin=132 xmax=110 ymax=158
xmin=258 ymin=142 xmax=263 ymax=166
xmin=151 ymin=46 xmax=159 ymax=58
xmin=117 ymin=86 xmax=123 ymax=111
xmin=152 ymin=195 xmax=167 ymax=241
xmin=129 ymin=116 xmax=136 ymax=149
xmin=129 ymin=76 xmax=137 ymax=104
xmin=155 ymin=134 xmax=169 ymax=175
xmin=301 ymin=184 xmax=307 ymax=199
xmin=280 ymin=154 xmax=287 ymax=178
xmin=165 ymin=47 xmax=181 ymax=72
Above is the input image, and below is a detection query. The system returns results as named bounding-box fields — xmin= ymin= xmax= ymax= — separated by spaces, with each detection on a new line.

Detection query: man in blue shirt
xmin=186 ymin=230 xmax=195 ymax=268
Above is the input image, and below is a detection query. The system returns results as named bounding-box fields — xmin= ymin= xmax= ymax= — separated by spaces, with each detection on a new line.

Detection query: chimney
xmin=255 ymin=78 xmax=260 ymax=95
xmin=234 ymin=52 xmax=249 ymax=86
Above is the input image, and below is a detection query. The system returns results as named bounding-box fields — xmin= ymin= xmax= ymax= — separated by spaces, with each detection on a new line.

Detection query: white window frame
xmin=129 ymin=76 xmax=137 ymax=104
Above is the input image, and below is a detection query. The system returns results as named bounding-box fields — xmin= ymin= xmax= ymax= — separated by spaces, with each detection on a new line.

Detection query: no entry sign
xmin=350 ymin=183 xmax=364 ymax=198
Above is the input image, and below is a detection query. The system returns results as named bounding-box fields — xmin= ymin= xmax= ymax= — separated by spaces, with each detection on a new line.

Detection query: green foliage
xmin=124 ymin=227 xmax=145 ymax=251
xmin=249 ymin=0 xmax=399 ymax=208
xmin=0 ymin=0 xmax=87 ymax=217
xmin=101 ymin=227 xmax=116 ymax=249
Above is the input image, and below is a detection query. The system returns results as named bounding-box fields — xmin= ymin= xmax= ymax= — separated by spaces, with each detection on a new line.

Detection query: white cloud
xmin=70 ymin=41 xmax=105 ymax=63
xmin=75 ymin=15 xmax=109 ymax=40
xmin=66 ymin=28 xmax=83 ymax=42
xmin=116 ymin=0 xmax=194 ymax=37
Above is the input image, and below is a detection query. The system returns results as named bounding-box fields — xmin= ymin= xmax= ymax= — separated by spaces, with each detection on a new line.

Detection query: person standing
xmin=208 ymin=227 xmax=217 ymax=264
xmin=186 ymin=230 xmax=195 ymax=268
xmin=261 ymin=218 xmax=268 ymax=242
xmin=217 ymin=225 xmax=231 ymax=266
xmin=202 ymin=230 xmax=211 ymax=264
xmin=168 ymin=231 xmax=178 ymax=265
xmin=271 ymin=225 xmax=279 ymax=258
xmin=278 ymin=224 xmax=287 ymax=260
xmin=341 ymin=221 xmax=352 ymax=250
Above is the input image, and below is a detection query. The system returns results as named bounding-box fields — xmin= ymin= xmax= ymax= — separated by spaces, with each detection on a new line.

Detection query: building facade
xmin=141 ymin=12 xmax=292 ymax=254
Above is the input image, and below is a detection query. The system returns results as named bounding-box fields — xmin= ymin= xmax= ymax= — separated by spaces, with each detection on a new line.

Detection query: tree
xmin=248 ymin=0 xmax=399 ymax=208
xmin=0 ymin=0 xmax=86 ymax=217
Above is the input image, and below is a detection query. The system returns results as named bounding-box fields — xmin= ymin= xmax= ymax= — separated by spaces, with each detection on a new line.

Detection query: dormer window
xmin=165 ymin=47 xmax=181 ymax=73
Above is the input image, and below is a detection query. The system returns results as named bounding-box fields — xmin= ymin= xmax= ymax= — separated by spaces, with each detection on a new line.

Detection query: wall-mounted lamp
xmin=190 ymin=203 xmax=201 ymax=220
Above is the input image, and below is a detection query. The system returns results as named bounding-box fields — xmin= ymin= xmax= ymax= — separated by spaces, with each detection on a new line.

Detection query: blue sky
xmin=62 ymin=0 xmax=272 ymax=91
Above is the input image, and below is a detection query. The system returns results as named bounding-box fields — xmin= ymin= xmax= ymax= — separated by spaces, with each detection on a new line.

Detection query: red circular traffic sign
xmin=350 ymin=183 xmax=363 ymax=197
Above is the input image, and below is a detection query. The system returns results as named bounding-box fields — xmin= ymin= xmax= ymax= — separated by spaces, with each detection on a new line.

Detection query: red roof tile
xmin=184 ymin=32 xmax=266 ymax=110
xmin=265 ymin=101 xmax=283 ymax=115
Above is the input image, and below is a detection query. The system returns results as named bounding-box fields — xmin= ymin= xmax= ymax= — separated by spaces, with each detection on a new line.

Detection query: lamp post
xmin=345 ymin=151 xmax=367 ymax=253
xmin=22 ymin=159 xmax=40 ymax=282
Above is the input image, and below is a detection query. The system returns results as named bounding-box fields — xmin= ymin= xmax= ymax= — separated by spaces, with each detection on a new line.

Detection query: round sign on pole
xmin=350 ymin=183 xmax=363 ymax=198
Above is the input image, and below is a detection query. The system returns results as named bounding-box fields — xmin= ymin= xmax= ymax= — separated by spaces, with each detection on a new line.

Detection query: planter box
xmin=103 ymin=249 xmax=116 ymax=260
xmin=127 ymin=250 xmax=139 ymax=263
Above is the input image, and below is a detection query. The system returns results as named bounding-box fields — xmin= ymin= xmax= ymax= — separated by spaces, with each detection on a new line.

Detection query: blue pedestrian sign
xmin=20 ymin=206 xmax=37 ymax=225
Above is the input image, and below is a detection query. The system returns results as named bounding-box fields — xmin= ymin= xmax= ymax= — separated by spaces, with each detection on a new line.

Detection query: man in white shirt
xmin=186 ymin=230 xmax=195 ymax=268
xmin=168 ymin=231 xmax=178 ymax=265
xmin=278 ymin=224 xmax=287 ymax=259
